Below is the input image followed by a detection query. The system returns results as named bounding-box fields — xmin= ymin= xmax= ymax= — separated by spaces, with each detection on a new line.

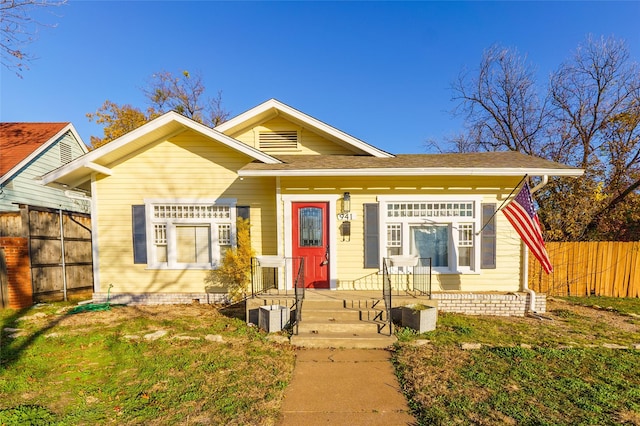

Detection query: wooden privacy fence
xmin=529 ymin=241 xmax=640 ymax=298
xmin=0 ymin=205 xmax=93 ymax=304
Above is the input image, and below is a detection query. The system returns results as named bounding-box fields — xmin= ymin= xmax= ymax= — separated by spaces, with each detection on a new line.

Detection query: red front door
xmin=292 ymin=202 xmax=330 ymax=289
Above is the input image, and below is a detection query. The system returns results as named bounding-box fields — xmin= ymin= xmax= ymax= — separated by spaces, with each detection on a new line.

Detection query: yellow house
xmin=42 ymin=99 xmax=582 ymax=313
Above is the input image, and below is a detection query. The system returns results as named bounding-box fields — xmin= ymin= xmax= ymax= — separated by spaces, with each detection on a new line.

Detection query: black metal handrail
xmin=381 ymin=258 xmax=393 ymax=336
xmin=292 ymin=257 xmax=305 ymax=335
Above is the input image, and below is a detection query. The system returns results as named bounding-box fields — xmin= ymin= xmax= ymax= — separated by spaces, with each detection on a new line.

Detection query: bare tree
xmin=448 ymin=36 xmax=640 ymax=241
xmin=143 ymin=70 xmax=229 ymax=127
xmin=450 ymin=45 xmax=549 ymax=156
xmin=0 ymin=0 xmax=67 ymax=77
xmin=547 ymin=36 xmax=640 ymax=240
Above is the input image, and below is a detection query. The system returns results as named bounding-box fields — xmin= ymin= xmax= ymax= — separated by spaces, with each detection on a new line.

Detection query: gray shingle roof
xmin=239 ymin=152 xmax=582 ymax=176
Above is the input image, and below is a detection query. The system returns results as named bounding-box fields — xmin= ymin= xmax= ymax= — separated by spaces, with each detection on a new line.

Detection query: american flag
xmin=502 ymin=182 xmax=553 ymax=274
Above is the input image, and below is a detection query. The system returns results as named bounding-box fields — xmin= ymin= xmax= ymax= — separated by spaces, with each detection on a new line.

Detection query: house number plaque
xmin=337 ymin=213 xmax=357 ymax=220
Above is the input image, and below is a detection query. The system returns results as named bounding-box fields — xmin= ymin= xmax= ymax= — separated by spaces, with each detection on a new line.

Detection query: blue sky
xmin=1 ymin=1 xmax=639 ymax=154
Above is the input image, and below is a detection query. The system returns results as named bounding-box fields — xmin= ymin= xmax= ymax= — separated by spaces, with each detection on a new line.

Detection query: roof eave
xmin=41 ymin=111 xmax=282 ymax=188
xmin=238 ymin=167 xmax=585 ymax=177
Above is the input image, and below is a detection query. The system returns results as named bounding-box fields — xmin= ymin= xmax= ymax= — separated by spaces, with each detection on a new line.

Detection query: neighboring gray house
xmin=0 ymin=122 xmax=90 ymax=213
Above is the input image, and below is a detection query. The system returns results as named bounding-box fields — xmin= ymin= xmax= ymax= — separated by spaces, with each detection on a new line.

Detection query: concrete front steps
xmin=290 ymin=297 xmax=396 ymax=349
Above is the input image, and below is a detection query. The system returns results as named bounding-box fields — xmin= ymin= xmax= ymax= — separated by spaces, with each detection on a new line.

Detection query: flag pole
xmin=476 ymin=174 xmax=528 ymax=235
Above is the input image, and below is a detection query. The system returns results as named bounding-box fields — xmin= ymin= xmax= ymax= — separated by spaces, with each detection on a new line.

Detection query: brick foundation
xmin=431 ymin=292 xmax=546 ymax=316
xmin=92 ymin=292 xmax=229 ymax=305
xmin=0 ymin=237 xmax=33 ymax=309
xmin=91 ymin=290 xmax=544 ymax=317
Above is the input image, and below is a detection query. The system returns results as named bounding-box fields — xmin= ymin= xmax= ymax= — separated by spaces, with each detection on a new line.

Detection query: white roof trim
xmin=238 ymin=167 xmax=585 ymax=177
xmin=215 ymin=99 xmax=394 ymax=158
xmin=42 ymin=111 xmax=281 ymax=186
xmin=1 ymin=123 xmax=88 ymax=185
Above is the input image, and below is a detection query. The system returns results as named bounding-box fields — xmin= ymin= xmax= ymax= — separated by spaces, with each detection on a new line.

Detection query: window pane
xmin=176 ymin=226 xmax=210 ymax=263
xmin=411 ymin=225 xmax=448 ymax=267
xmin=458 ymin=224 xmax=473 ymax=267
xmin=387 ymin=246 xmax=401 ymax=257
xmin=459 ymin=247 xmax=472 ymax=267
xmin=156 ymin=245 xmax=168 ymax=263
xmin=299 ymin=207 xmax=323 ymax=247
xmin=387 ymin=224 xmax=401 ymax=247
xmin=458 ymin=224 xmax=473 ymax=247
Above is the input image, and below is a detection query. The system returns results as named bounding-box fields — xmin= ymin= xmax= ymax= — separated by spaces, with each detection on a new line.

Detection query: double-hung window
xmin=146 ymin=199 xmax=236 ymax=269
xmin=380 ymin=197 xmax=481 ymax=273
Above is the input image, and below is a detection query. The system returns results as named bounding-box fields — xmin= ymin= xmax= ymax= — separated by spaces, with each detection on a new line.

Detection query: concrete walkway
xmin=278 ymin=348 xmax=416 ymax=425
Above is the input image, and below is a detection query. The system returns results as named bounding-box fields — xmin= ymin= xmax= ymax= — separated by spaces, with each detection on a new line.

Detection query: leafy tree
xmin=204 ymin=218 xmax=254 ymax=303
xmin=87 ymin=70 xmax=229 ymax=148
xmin=448 ymin=36 xmax=640 ymax=241
xmin=1 ymin=0 xmax=67 ymax=77
xmin=85 ymin=101 xmax=154 ymax=149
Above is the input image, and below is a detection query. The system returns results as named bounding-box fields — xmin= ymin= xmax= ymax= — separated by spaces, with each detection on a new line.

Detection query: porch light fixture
xmin=342 ymin=192 xmax=351 ymax=214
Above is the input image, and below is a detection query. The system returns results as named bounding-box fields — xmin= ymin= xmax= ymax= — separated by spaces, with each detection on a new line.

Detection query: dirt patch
xmin=546 ymin=298 xmax=640 ymax=333
xmin=56 ymin=303 xmax=224 ymax=327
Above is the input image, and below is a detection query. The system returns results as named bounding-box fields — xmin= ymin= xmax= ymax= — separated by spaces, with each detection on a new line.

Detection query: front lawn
xmin=0 ymin=303 xmax=295 ymax=425
xmin=2 ymin=297 xmax=639 ymax=425
xmin=393 ymin=297 xmax=640 ymax=425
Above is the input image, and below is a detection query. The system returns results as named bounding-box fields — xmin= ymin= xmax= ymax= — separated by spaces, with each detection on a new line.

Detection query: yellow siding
xmin=228 ymin=117 xmax=357 ymax=155
xmin=280 ymin=175 xmax=523 ymax=293
xmin=95 ymin=129 xmax=277 ymax=293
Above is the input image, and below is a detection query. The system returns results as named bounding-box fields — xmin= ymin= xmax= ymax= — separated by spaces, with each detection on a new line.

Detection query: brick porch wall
xmin=431 ymin=292 xmax=546 ymax=316
xmin=0 ymin=237 xmax=33 ymax=309
xmin=92 ymin=292 xmax=229 ymax=305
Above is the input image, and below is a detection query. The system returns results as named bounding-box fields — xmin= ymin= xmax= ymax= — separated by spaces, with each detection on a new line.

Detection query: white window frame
xmin=144 ymin=198 xmax=237 ymax=270
xmin=378 ymin=195 xmax=482 ymax=274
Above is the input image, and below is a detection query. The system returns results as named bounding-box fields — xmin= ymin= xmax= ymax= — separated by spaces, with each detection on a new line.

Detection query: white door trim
xmin=282 ymin=194 xmax=340 ymax=289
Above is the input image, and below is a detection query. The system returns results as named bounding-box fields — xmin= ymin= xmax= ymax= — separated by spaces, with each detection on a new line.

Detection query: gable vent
xmin=259 ymin=131 xmax=298 ymax=149
xmin=60 ymin=142 xmax=72 ymax=164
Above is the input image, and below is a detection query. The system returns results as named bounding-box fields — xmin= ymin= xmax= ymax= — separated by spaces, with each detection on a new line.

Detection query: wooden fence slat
xmin=631 ymin=242 xmax=640 ymax=298
xmin=529 ymin=241 xmax=639 ymax=298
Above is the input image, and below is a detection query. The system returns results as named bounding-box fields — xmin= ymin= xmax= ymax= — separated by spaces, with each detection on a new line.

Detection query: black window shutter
xmin=363 ymin=203 xmax=380 ymax=268
xmin=481 ymin=203 xmax=496 ymax=269
xmin=132 ymin=205 xmax=147 ymax=264
xmin=237 ymin=206 xmax=250 ymax=221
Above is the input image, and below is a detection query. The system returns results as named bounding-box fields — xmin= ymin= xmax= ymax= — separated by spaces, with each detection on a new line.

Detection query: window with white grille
xmin=153 ymin=204 xmax=230 ymax=219
xmin=386 ymin=224 xmax=402 ymax=256
xmin=60 ymin=142 xmax=72 ymax=164
xmin=154 ymin=224 xmax=167 ymax=263
xmin=381 ymin=198 xmax=481 ymax=273
xmin=259 ymin=131 xmax=298 ymax=149
xmin=146 ymin=200 xmax=236 ymax=269
xmin=458 ymin=223 xmax=474 ymax=267
xmin=218 ymin=224 xmax=231 ymax=245
xmin=386 ymin=202 xmax=473 ymax=218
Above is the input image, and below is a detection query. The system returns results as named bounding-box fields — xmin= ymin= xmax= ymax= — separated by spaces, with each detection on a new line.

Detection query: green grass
xmin=393 ymin=297 xmax=640 ymax=425
xmin=0 ymin=303 xmax=295 ymax=425
xmin=560 ymin=296 xmax=640 ymax=316
xmin=2 ymin=297 xmax=639 ymax=425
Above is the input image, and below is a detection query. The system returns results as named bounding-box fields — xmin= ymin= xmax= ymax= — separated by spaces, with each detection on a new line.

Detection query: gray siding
xmin=0 ymin=131 xmax=89 ymax=213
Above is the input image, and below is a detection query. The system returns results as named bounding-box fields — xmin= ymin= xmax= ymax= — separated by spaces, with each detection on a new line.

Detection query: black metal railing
xmin=381 ymin=258 xmax=393 ymax=336
xmin=250 ymin=256 xmax=305 ymax=334
xmin=382 ymin=257 xmax=432 ymax=296
xmin=292 ymin=257 xmax=305 ymax=335
xmin=250 ymin=257 xmax=278 ymax=296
